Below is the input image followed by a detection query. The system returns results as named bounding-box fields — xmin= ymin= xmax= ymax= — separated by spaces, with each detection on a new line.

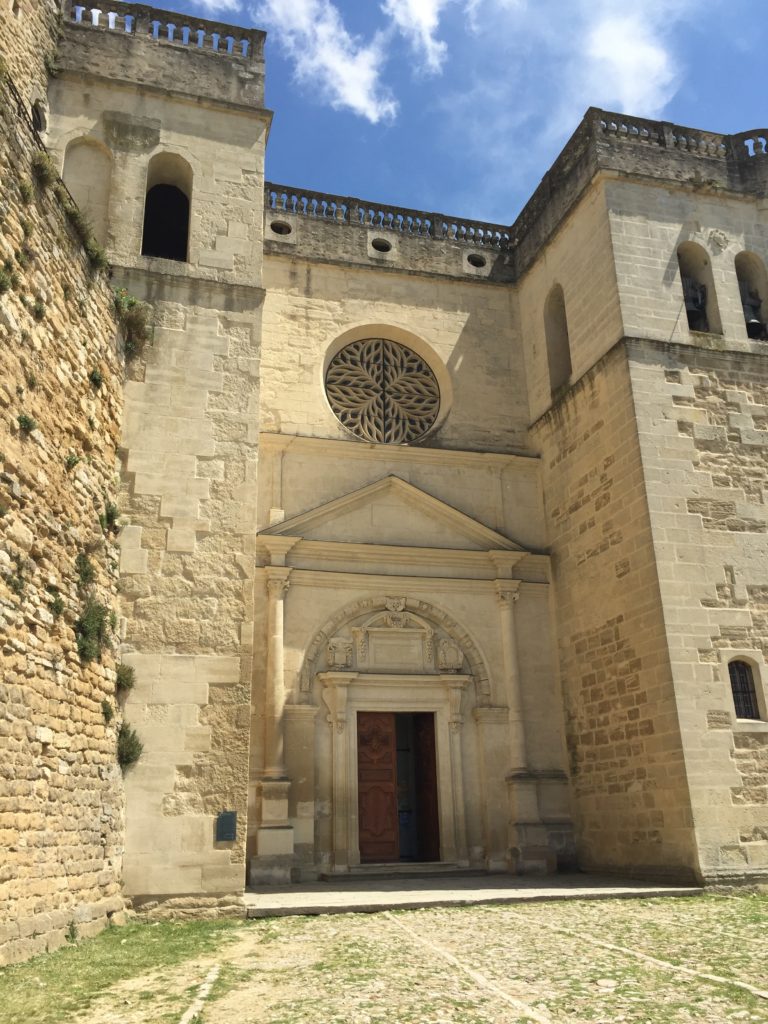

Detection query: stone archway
xmin=297 ymin=594 xmax=492 ymax=700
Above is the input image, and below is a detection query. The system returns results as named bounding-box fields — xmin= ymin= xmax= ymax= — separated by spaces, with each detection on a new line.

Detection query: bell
xmin=745 ymin=315 xmax=767 ymax=340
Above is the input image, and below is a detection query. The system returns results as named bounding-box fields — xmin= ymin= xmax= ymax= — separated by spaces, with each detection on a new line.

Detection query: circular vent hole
xmin=371 ymin=237 xmax=392 ymax=254
xmin=467 ymin=253 xmax=486 ymax=268
xmin=270 ymin=220 xmax=292 ymax=236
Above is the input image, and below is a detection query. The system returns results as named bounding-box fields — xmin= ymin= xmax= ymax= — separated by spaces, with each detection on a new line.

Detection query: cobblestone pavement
xmin=64 ymin=893 xmax=768 ymax=1024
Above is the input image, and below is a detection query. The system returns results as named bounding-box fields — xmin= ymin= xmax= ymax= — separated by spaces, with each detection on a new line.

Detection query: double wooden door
xmin=357 ymin=711 xmax=439 ymax=863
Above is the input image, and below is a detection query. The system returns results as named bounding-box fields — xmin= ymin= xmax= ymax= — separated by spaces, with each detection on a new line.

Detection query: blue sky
xmin=160 ymin=0 xmax=765 ymax=224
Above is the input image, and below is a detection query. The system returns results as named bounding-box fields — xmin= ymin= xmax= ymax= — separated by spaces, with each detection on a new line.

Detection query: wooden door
xmin=357 ymin=711 xmax=399 ymax=862
xmin=413 ymin=713 xmax=440 ymax=861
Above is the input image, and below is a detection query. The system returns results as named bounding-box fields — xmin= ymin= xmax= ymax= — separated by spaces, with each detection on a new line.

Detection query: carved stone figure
xmin=438 ymin=638 xmax=463 ymax=672
xmin=326 ymin=636 xmax=353 ymax=669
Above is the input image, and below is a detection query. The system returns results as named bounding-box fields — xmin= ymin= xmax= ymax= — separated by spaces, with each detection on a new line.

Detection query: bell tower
xmin=45 ymin=3 xmax=270 ymax=912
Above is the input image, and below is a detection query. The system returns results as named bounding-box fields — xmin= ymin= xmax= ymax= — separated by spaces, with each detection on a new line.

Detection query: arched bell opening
xmin=677 ymin=241 xmax=722 ymax=334
xmin=141 ymin=153 xmax=192 ymax=262
xmin=735 ymin=251 xmax=768 ymax=340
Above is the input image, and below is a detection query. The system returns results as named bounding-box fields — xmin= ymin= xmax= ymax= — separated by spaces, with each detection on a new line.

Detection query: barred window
xmin=729 ymin=660 xmax=761 ymax=720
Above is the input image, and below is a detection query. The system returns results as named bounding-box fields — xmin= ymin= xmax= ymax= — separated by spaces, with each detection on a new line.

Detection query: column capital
xmin=495 ymin=579 xmax=521 ymax=606
xmin=265 ymin=566 xmax=291 ymax=597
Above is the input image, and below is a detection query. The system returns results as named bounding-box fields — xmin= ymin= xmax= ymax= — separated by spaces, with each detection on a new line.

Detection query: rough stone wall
xmin=0 ymin=70 xmax=125 ymax=964
xmin=0 ymin=0 xmax=59 ymax=105
xmin=629 ymin=340 xmax=768 ymax=882
xmin=530 ymin=345 xmax=699 ymax=880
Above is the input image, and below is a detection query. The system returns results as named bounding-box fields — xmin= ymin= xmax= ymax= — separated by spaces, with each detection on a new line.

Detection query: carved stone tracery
xmin=325 ymin=339 xmax=440 ymax=444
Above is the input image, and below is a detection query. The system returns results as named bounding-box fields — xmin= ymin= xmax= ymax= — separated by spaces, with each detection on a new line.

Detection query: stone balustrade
xmin=597 ymin=110 xmax=768 ymax=161
xmin=69 ymin=2 xmax=261 ymax=60
xmin=266 ymin=185 xmax=511 ymax=250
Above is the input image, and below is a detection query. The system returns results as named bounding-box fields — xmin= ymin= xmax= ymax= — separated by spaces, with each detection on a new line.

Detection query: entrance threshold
xmin=322 ymin=862 xmax=483 ymax=881
xmin=244 ymin=873 xmax=703 ymax=919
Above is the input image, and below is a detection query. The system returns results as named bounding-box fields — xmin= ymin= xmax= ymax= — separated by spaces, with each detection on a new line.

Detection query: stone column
xmin=284 ymin=705 xmax=320 ymax=878
xmin=496 ymin=581 xmax=554 ymax=875
xmin=496 ymin=581 xmax=527 ymax=771
xmin=252 ymin=566 xmax=294 ymax=883
xmin=320 ymin=674 xmax=354 ymax=872
xmin=263 ymin=567 xmax=291 ymax=778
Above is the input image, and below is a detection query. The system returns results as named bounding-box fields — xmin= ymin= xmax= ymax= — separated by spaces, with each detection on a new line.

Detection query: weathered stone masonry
xmin=0 ymin=54 xmax=126 ymax=963
xmin=4 ymin=0 xmax=768 ymax=968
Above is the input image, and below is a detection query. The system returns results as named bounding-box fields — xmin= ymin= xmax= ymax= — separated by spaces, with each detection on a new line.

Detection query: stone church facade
xmin=3 ymin=0 xmax=768 ymax=962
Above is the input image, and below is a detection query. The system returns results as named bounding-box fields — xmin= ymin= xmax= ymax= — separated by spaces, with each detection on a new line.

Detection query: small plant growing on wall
xmin=116 ymin=664 xmax=135 ymax=695
xmin=113 ymin=289 xmax=152 ymax=358
xmin=88 ymin=367 xmax=103 ymax=389
xmin=18 ymin=179 xmax=32 ymax=205
xmin=0 ymin=266 xmax=11 ymax=295
xmin=30 ymin=152 xmax=57 ymax=188
xmin=17 ymin=413 xmax=36 ymax=434
xmin=47 ymin=585 xmax=64 ymax=619
xmin=54 ymin=186 xmax=109 ymax=273
xmin=84 ymin=238 xmax=108 ymax=272
xmin=75 ymin=552 xmax=96 ymax=588
xmin=101 ymin=700 xmax=114 ymax=724
xmin=32 ymin=298 xmax=45 ymax=321
xmin=64 ymin=452 xmax=81 ymax=471
xmin=99 ymin=502 xmax=119 ymax=534
xmin=117 ymin=722 xmax=143 ymax=770
xmin=7 ymin=557 xmax=24 ymax=596
xmin=74 ymin=596 xmax=110 ymax=662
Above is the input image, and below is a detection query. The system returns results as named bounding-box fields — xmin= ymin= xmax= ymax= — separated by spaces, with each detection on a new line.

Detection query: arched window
xmin=141 ymin=153 xmax=192 ymax=262
xmin=62 ymin=138 xmax=112 ymax=247
xmin=544 ymin=284 xmax=572 ymax=395
xmin=729 ymin=660 xmax=761 ymax=720
xmin=735 ymin=252 xmax=768 ymax=340
xmin=31 ymin=100 xmax=46 ymax=133
xmin=677 ymin=242 xmax=722 ymax=335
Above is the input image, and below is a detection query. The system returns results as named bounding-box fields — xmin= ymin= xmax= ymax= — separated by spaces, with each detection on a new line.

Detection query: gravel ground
xmin=7 ymin=893 xmax=768 ymax=1024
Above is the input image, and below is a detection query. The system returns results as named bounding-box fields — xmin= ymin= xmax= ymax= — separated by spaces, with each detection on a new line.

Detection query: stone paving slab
xmin=244 ymin=872 xmax=702 ymax=917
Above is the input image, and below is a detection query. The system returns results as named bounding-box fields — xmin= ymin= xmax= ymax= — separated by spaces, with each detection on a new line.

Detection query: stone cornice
xmin=258 ymin=431 xmax=538 ymax=468
xmin=284 ymin=568 xmax=548 ymax=594
xmin=256 ymin=539 xmax=549 ymax=582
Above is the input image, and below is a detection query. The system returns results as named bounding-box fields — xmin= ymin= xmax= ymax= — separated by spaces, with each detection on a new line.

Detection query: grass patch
xmin=0 ymin=920 xmax=241 ymax=1024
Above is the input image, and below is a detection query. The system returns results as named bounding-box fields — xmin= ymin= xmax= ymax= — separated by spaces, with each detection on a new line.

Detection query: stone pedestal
xmin=252 ymin=779 xmax=294 ymax=883
xmin=506 ymin=771 xmax=556 ymax=874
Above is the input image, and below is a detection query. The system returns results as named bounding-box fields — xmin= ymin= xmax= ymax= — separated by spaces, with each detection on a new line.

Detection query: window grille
xmin=729 ymin=660 xmax=761 ymax=720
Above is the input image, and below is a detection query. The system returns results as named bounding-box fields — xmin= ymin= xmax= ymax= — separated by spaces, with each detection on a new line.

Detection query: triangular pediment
xmin=260 ymin=476 xmax=524 ymax=552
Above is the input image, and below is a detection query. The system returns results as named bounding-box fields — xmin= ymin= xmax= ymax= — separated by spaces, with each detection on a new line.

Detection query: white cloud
xmin=575 ymin=5 xmax=685 ymax=120
xmin=193 ymin=0 xmax=244 ymax=12
xmin=251 ymin=0 xmax=397 ymax=123
xmin=381 ymin=0 xmax=451 ymax=72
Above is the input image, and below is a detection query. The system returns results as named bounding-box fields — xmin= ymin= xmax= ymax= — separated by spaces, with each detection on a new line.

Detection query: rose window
xmin=325 ymin=339 xmax=440 ymax=444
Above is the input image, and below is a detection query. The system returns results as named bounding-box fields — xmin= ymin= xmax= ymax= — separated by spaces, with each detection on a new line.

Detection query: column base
xmin=507 ymin=772 xmax=556 ymax=875
xmin=250 ymin=825 xmax=295 ymax=884
xmin=508 ymin=830 xmax=557 ymax=875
